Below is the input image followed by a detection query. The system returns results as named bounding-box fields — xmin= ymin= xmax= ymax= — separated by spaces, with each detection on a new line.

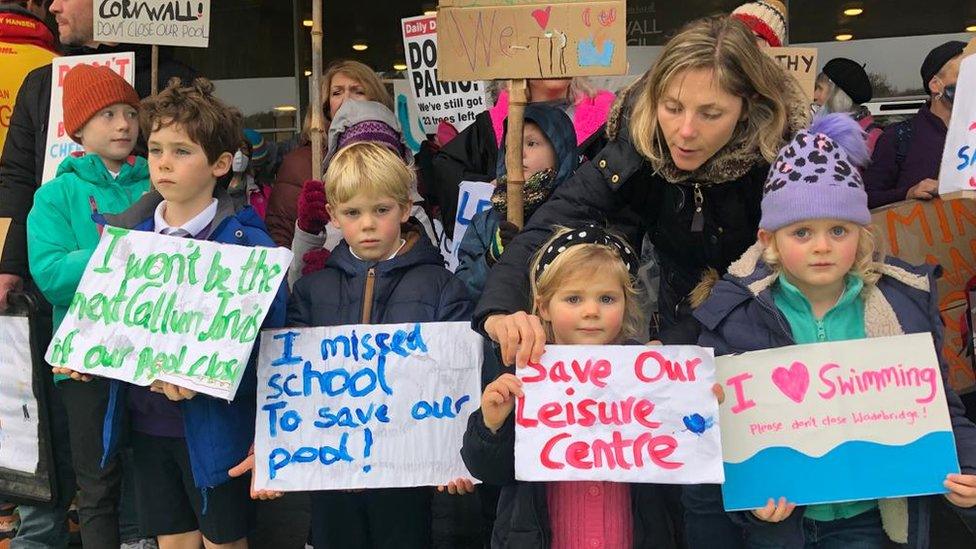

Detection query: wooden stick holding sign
xmin=437 ymin=0 xmax=627 ymax=227
xmin=151 ymin=45 xmax=158 ymax=95
xmin=310 ymin=0 xmax=325 ymax=181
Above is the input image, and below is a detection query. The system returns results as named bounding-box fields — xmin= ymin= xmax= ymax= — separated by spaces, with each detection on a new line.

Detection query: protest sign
xmin=93 ymin=0 xmax=211 ymax=48
xmin=939 ymin=54 xmax=976 ymax=195
xmin=437 ymin=0 xmax=627 ymax=80
xmin=443 ymin=180 xmax=495 ymax=271
xmin=402 ymin=15 xmax=486 ymax=133
xmin=716 ymin=334 xmax=958 ymax=511
xmin=253 ymin=322 xmax=482 ymax=491
xmin=0 ymin=315 xmax=39 ymax=474
xmin=765 ymin=47 xmax=817 ymax=101
xmin=515 ymin=345 xmax=723 ymax=483
xmin=392 ymin=80 xmax=428 ymax=154
xmin=45 ymin=227 xmax=291 ymax=401
xmin=871 ymin=196 xmax=976 ymax=392
xmin=43 ymin=52 xmax=135 ymax=185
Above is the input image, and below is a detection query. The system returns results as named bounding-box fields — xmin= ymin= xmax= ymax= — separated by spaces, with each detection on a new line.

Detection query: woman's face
xmin=656 ymin=68 xmax=744 ymax=172
xmin=813 ymin=78 xmax=830 ymax=106
xmin=327 ymin=72 xmax=368 ymax=118
xmin=528 ymin=78 xmax=571 ymax=102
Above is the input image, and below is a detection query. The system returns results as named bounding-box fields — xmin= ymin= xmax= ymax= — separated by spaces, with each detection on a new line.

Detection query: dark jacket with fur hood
xmin=692 ymin=242 xmax=976 ymax=548
xmin=472 ymin=74 xmax=809 ymax=341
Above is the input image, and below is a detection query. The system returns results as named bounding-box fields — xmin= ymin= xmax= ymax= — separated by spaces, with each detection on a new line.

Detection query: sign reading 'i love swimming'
xmin=715 ymin=333 xmax=959 ymax=511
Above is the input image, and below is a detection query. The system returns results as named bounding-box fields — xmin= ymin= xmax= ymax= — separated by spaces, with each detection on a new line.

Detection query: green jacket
xmin=27 ymin=154 xmax=149 ymax=335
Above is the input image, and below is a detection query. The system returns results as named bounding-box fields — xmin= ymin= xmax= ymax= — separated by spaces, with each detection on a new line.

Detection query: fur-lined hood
xmin=605 ymin=70 xmax=810 ymax=186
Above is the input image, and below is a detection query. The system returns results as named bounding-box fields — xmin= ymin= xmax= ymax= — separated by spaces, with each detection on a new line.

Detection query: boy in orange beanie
xmin=26 ymin=62 xmax=149 ymax=548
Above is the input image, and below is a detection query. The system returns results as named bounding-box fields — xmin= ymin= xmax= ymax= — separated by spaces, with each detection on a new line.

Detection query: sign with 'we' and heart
xmin=716 ymin=333 xmax=959 ymax=511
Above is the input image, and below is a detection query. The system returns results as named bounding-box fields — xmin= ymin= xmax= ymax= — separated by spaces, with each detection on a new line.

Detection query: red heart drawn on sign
xmin=771 ymin=361 xmax=810 ymax=404
xmin=532 ymin=6 xmax=551 ymax=29
xmin=970 ymin=176 xmax=976 ymax=188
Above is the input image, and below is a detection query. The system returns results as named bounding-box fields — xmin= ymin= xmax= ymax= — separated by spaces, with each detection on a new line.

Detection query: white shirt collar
xmin=154 ymin=199 xmax=218 ymax=238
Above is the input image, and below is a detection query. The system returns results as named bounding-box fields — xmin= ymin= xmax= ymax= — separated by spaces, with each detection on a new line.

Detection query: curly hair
xmin=139 ymin=77 xmax=244 ymax=164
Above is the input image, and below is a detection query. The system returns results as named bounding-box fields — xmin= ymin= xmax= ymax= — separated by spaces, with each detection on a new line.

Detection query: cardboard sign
xmin=253 ymin=322 xmax=482 ymax=491
xmin=765 ymin=47 xmax=818 ymax=102
xmin=939 ymin=55 xmax=976 ymax=195
xmin=515 ymin=345 xmax=723 ymax=483
xmin=0 ymin=316 xmax=39 ymax=474
xmin=402 ymin=15 xmax=486 ymax=133
xmin=45 ymin=228 xmax=291 ymax=400
xmin=443 ymin=180 xmax=495 ymax=271
xmin=93 ymin=0 xmax=211 ymax=48
xmin=437 ymin=0 xmax=627 ymax=80
xmin=871 ymin=196 xmax=976 ymax=392
xmin=43 ymin=53 xmax=135 ymax=185
xmin=717 ymin=334 xmax=958 ymax=511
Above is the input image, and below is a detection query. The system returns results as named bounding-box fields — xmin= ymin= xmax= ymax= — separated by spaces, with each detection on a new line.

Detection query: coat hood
xmin=494 ymin=103 xmax=579 ymax=188
xmin=606 ymin=68 xmax=811 ymax=186
xmin=56 ymin=153 xmax=149 ymax=187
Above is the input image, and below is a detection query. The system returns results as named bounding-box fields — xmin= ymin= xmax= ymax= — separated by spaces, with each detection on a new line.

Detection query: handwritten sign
xmin=717 ymin=334 xmax=958 ymax=511
xmin=871 ymin=196 xmax=976 ymax=392
xmin=939 ymin=54 xmax=976 ymax=195
xmin=93 ymin=0 xmax=211 ymax=48
xmin=514 ymin=345 xmax=723 ymax=483
xmin=402 ymin=15 xmax=486 ymax=133
xmin=0 ymin=316 xmax=39 ymax=474
xmin=765 ymin=47 xmax=818 ymax=102
xmin=43 ymin=53 xmax=135 ymax=185
xmin=437 ymin=0 xmax=627 ymax=80
xmin=253 ymin=322 xmax=482 ymax=491
xmin=45 ymin=228 xmax=291 ymax=400
xmin=443 ymin=180 xmax=494 ymax=271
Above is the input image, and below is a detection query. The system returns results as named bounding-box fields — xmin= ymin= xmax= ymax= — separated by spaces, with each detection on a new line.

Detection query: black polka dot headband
xmin=535 ymin=224 xmax=641 ymax=280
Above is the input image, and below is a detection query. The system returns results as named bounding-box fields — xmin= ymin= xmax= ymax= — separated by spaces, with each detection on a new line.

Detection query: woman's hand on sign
xmin=51 ymin=367 xmax=93 ymax=382
xmin=482 ymin=373 xmax=523 ymax=433
xmin=228 ymin=445 xmax=285 ymax=501
xmin=944 ymin=473 xmax=976 ymax=508
xmin=437 ymin=477 xmax=476 ymax=496
xmin=907 ymin=178 xmax=939 ymax=200
xmin=484 ymin=312 xmax=546 ymax=368
xmin=151 ymin=381 xmax=197 ymax=401
xmin=751 ymin=497 xmax=796 ymax=522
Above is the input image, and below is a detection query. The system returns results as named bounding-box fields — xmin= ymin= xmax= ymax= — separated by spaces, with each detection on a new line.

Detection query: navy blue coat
xmin=101 ymin=190 xmax=288 ymax=489
xmin=692 ymin=243 xmax=976 ymax=548
xmin=288 ymin=226 xmax=472 ymax=327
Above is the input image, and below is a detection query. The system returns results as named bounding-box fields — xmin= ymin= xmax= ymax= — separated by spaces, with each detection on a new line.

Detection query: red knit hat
xmin=731 ymin=0 xmax=788 ymax=48
xmin=62 ymin=64 xmax=140 ymax=144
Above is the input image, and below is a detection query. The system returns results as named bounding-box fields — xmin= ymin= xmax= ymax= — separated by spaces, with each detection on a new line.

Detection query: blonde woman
xmin=475 ymin=16 xmax=809 ymax=547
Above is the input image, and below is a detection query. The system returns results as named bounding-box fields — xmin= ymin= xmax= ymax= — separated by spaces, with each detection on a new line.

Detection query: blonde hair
xmin=325 ymin=142 xmax=413 ymax=206
xmin=761 ymin=224 xmax=882 ymax=287
xmin=629 ymin=15 xmax=801 ymax=166
xmin=321 ymin=60 xmax=393 ymax=119
xmin=529 ymin=227 xmax=644 ymax=343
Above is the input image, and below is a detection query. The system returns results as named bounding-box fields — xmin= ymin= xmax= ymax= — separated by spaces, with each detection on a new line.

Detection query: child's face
xmin=75 ymin=103 xmax=138 ymax=171
xmin=538 ymin=270 xmax=626 ymax=345
xmin=760 ymin=219 xmax=861 ymax=295
xmin=147 ymin=122 xmax=231 ymax=207
xmin=522 ymin=122 xmax=556 ymax=177
xmin=327 ymin=193 xmax=411 ymax=262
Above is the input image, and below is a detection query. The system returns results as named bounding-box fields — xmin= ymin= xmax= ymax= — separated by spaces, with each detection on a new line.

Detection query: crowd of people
xmin=0 ymin=0 xmax=975 ymax=548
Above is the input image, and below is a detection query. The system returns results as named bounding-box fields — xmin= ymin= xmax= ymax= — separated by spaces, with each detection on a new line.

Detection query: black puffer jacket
xmin=472 ymin=80 xmax=808 ymax=343
xmin=0 ymin=43 xmax=195 ymax=279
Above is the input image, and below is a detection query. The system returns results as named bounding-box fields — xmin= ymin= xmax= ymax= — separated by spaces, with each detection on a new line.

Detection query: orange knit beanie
xmin=62 ymin=64 xmax=140 ymax=143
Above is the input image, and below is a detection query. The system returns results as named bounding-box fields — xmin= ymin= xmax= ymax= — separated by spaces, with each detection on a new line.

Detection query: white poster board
xmin=515 ymin=345 xmax=723 ymax=483
xmin=0 ymin=316 xmax=39 ymax=474
xmin=716 ymin=334 xmax=958 ymax=511
xmin=93 ymin=0 xmax=211 ymax=48
xmin=939 ymin=54 xmax=976 ymax=195
xmin=402 ymin=14 xmax=486 ymax=133
xmin=392 ymin=80 xmax=428 ymax=154
xmin=45 ymin=228 xmax=292 ymax=400
xmin=43 ymin=52 xmax=135 ymax=185
xmin=253 ymin=322 xmax=482 ymax=491
xmin=443 ymin=180 xmax=495 ymax=271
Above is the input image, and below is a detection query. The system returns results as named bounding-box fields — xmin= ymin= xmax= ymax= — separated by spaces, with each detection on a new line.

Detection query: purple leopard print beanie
xmin=759 ymin=113 xmax=871 ymax=231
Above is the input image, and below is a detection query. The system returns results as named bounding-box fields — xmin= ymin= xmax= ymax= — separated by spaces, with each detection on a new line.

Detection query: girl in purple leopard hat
xmin=691 ymin=113 xmax=976 ymax=548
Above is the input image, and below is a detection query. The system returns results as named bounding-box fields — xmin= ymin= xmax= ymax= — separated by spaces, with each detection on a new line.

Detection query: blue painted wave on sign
xmin=721 ymin=431 xmax=959 ymax=511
